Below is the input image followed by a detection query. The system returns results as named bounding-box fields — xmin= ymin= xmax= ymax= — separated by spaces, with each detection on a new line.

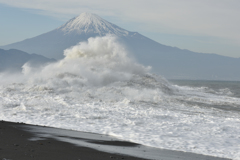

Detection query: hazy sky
xmin=0 ymin=0 xmax=239 ymax=57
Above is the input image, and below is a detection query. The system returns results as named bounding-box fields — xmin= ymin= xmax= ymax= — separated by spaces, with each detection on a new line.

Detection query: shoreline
xmin=0 ymin=120 xmax=230 ymax=160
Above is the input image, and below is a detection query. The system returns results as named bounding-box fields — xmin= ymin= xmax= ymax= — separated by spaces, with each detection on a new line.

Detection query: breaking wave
xmin=0 ymin=35 xmax=240 ymax=160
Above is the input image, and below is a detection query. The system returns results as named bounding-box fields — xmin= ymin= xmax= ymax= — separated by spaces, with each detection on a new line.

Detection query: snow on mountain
xmin=1 ymin=12 xmax=240 ymax=80
xmin=58 ymin=12 xmax=129 ymax=36
xmin=1 ymin=12 xmax=137 ymax=60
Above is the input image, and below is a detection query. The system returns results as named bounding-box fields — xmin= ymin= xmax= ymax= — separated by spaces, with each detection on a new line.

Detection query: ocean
xmin=0 ymin=36 xmax=239 ymax=160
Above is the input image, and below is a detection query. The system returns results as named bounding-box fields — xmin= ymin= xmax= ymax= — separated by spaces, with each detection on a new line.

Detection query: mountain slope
xmin=2 ymin=13 xmax=131 ymax=59
xmin=122 ymin=35 xmax=240 ymax=80
xmin=2 ymin=12 xmax=240 ymax=80
xmin=0 ymin=49 xmax=55 ymax=72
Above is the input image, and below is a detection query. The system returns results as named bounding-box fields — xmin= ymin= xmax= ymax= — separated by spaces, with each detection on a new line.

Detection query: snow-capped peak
xmin=58 ymin=12 xmax=129 ymax=36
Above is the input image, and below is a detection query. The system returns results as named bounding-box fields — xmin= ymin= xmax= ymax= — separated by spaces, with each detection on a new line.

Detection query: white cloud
xmin=0 ymin=0 xmax=239 ymax=45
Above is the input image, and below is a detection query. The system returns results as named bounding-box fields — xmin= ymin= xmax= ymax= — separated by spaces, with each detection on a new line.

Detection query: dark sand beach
xmin=0 ymin=121 xmax=230 ymax=160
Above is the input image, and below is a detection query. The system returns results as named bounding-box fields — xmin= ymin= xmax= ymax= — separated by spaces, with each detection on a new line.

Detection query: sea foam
xmin=0 ymin=35 xmax=240 ymax=160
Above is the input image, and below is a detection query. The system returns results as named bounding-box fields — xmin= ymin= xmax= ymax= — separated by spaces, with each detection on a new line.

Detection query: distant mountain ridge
xmin=2 ymin=12 xmax=240 ymax=80
xmin=0 ymin=49 xmax=55 ymax=72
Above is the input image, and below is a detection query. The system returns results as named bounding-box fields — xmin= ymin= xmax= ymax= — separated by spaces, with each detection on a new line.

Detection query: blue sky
xmin=0 ymin=0 xmax=239 ymax=58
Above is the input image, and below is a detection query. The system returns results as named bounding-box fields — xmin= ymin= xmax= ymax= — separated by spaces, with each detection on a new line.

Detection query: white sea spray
xmin=0 ymin=35 xmax=240 ymax=160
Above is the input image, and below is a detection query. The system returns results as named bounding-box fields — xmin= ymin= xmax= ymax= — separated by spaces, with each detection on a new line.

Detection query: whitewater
xmin=0 ymin=35 xmax=240 ymax=160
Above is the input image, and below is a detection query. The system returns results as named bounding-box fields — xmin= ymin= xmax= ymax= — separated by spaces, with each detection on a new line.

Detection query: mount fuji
xmin=2 ymin=12 xmax=240 ymax=80
xmin=2 ymin=13 xmax=132 ymax=60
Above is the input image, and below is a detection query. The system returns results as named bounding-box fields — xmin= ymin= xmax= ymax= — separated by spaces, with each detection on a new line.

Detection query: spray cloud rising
xmin=0 ymin=35 xmax=240 ymax=160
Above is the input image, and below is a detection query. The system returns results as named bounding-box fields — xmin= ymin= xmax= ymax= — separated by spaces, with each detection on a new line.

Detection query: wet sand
xmin=0 ymin=121 xmax=230 ymax=160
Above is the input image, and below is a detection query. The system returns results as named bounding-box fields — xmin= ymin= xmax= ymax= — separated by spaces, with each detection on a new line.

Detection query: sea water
xmin=0 ymin=35 xmax=239 ymax=160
